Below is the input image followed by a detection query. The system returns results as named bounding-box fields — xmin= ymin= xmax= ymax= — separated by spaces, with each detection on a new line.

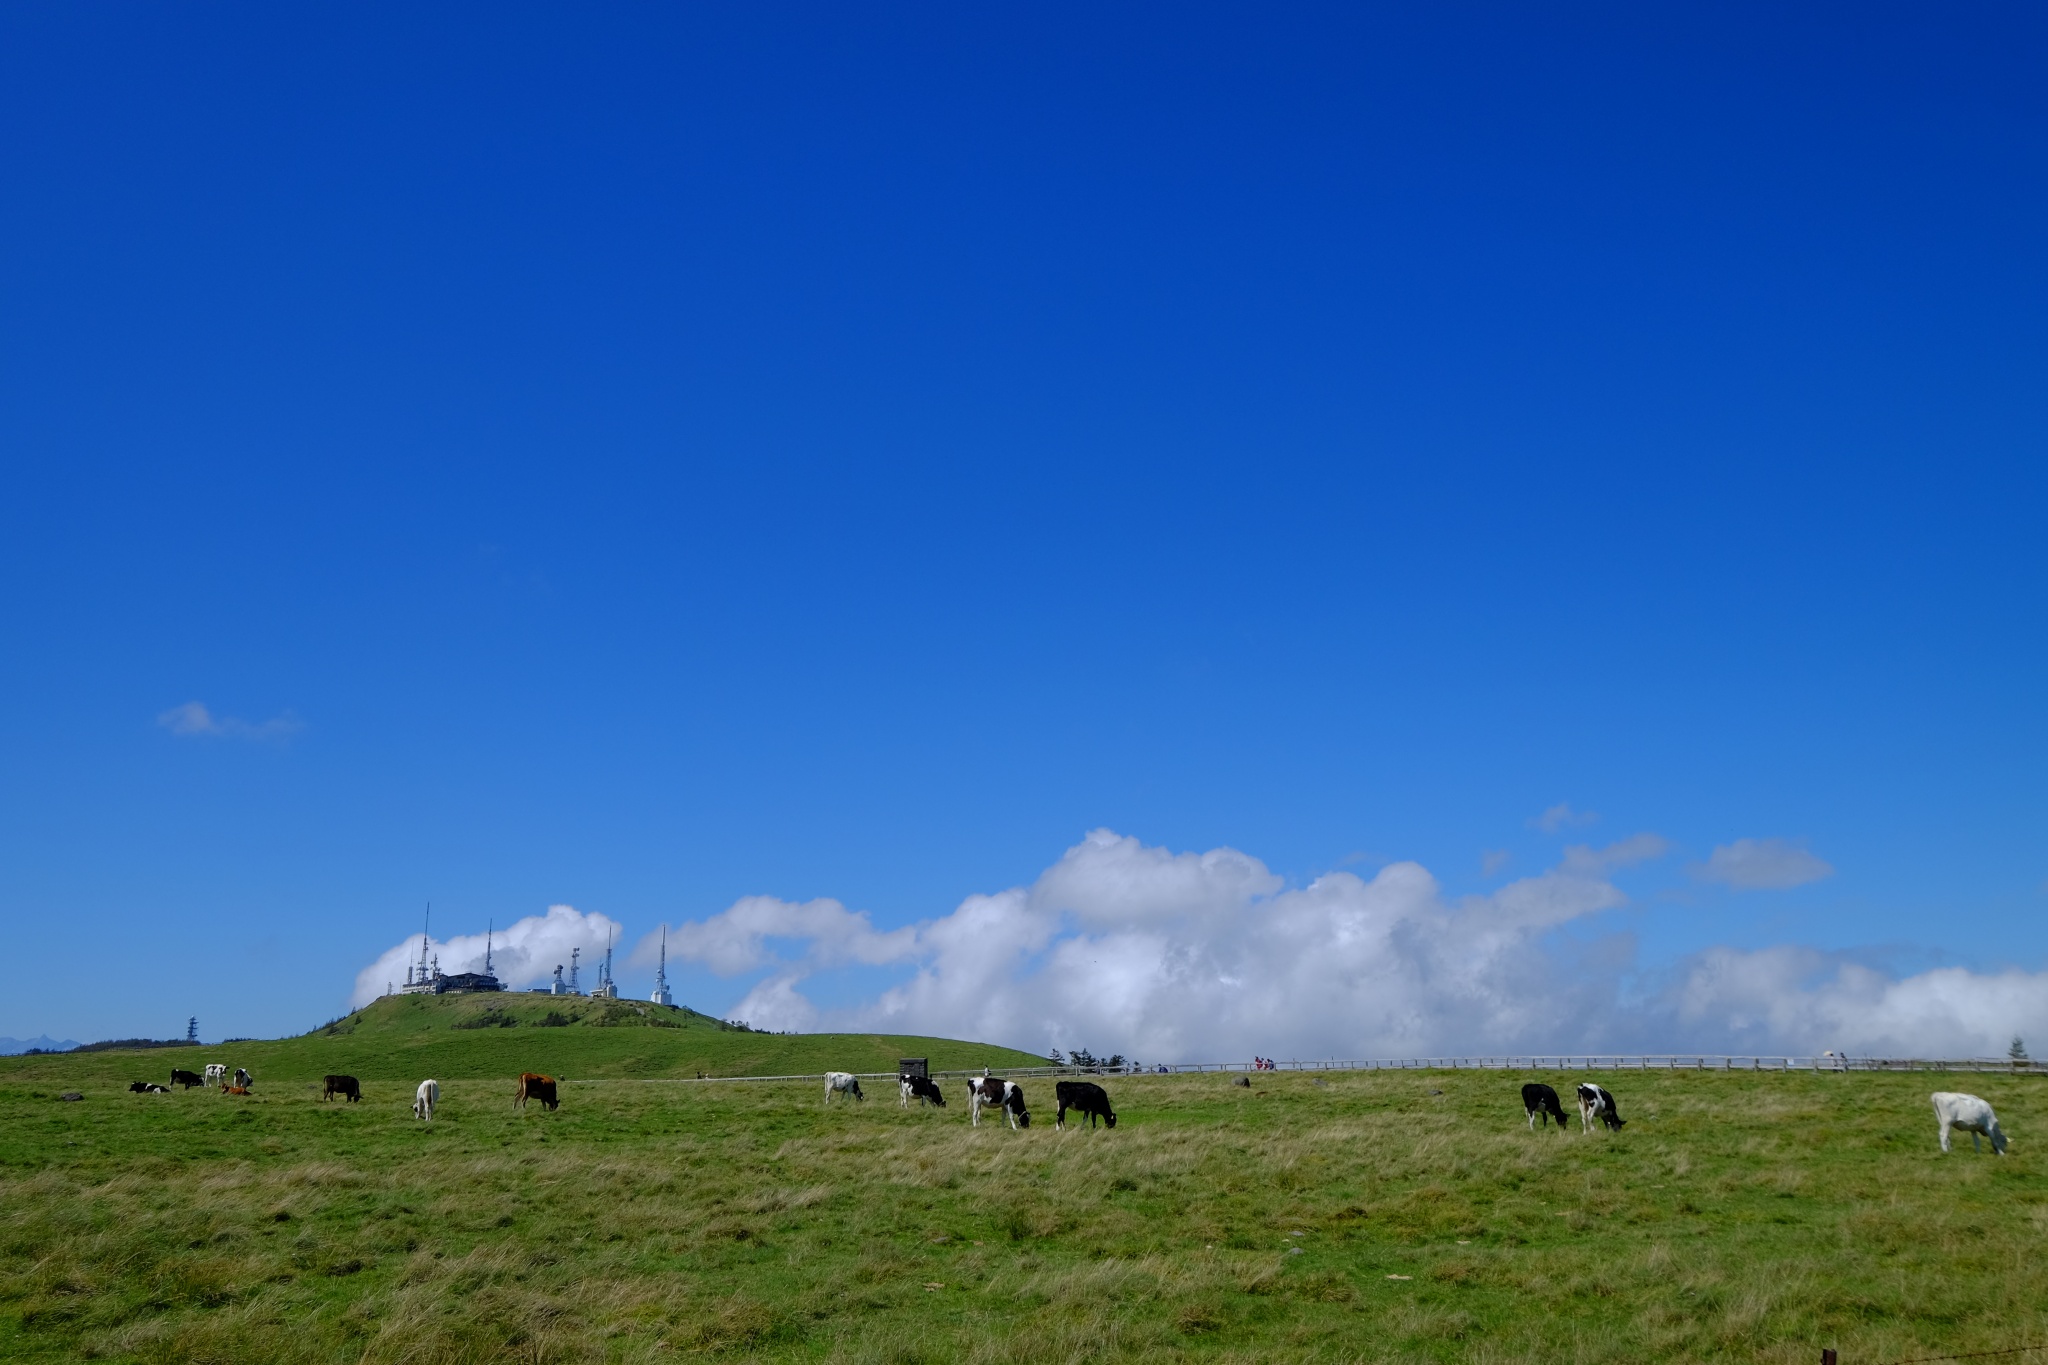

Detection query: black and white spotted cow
xmin=1576 ymin=1082 xmax=1625 ymax=1133
xmin=1521 ymin=1082 xmax=1568 ymax=1131
xmin=967 ymin=1076 xmax=1029 ymax=1129
xmin=824 ymin=1071 xmax=865 ymax=1104
xmin=899 ymin=1075 xmax=945 ymax=1108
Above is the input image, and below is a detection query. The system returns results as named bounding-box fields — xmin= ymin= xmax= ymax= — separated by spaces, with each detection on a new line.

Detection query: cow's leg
xmin=1939 ymin=1119 xmax=1951 ymax=1153
xmin=1972 ymin=1130 xmax=1982 ymax=1153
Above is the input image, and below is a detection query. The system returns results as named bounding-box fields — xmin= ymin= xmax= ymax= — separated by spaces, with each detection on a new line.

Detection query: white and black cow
xmin=1522 ymin=1082 xmax=1568 ymax=1131
xmin=1932 ymin=1091 xmax=2007 ymax=1155
xmin=233 ymin=1067 xmax=253 ymax=1091
xmin=824 ymin=1071 xmax=865 ymax=1104
xmin=968 ymin=1076 xmax=1030 ymax=1129
xmin=900 ymin=1075 xmax=946 ymax=1108
xmin=414 ymin=1078 xmax=440 ymax=1122
xmin=203 ymin=1064 xmax=228 ymax=1087
xmin=1576 ymin=1083 xmax=1624 ymax=1132
xmin=1054 ymin=1080 xmax=1116 ymax=1131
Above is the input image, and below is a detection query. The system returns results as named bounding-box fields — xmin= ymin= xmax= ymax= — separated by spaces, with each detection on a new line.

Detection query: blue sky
xmin=2 ymin=6 xmax=2043 ymax=1053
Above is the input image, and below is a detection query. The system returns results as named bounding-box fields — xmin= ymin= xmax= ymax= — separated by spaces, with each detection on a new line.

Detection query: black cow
xmin=516 ymin=1073 xmax=560 ymax=1111
xmin=1521 ymin=1082 xmax=1568 ymax=1131
xmin=1055 ymin=1080 xmax=1116 ymax=1131
xmin=169 ymin=1068 xmax=204 ymax=1090
xmin=1576 ymin=1083 xmax=1625 ymax=1133
xmin=322 ymin=1074 xmax=362 ymax=1103
xmin=900 ymin=1075 xmax=946 ymax=1108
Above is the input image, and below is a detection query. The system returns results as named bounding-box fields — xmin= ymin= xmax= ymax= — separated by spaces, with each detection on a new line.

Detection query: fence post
xmin=1821 ymin=1349 xmax=1837 ymax=1364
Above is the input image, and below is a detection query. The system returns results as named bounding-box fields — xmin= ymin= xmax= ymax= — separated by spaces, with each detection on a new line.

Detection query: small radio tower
xmin=186 ymin=1016 xmax=198 ymax=1043
xmin=651 ymin=926 xmax=674 ymax=1007
xmin=593 ymin=925 xmax=618 ymax=998
xmin=569 ymin=946 xmax=581 ymax=994
xmin=484 ymin=919 xmax=494 ymax=975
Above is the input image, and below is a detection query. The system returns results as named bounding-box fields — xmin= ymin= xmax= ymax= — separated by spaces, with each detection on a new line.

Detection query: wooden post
xmin=1821 ymin=1349 xmax=1837 ymax=1364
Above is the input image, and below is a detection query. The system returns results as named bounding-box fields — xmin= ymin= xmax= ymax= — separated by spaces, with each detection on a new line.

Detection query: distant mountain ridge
xmin=0 ymin=1035 xmax=81 ymax=1055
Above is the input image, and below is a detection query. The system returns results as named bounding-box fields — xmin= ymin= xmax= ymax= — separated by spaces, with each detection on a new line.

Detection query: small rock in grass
xmin=58 ymin=1092 xmax=83 ymax=1102
xmin=1386 ymin=1274 xmax=1412 ymax=1281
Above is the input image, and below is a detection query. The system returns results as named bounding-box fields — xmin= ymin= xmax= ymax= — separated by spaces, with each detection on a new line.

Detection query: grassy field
xmin=2 ymin=1025 xmax=2044 ymax=1363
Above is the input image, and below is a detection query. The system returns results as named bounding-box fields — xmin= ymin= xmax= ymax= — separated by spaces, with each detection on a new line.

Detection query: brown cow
xmin=515 ymin=1072 xmax=559 ymax=1111
xmin=323 ymin=1074 xmax=362 ymax=1103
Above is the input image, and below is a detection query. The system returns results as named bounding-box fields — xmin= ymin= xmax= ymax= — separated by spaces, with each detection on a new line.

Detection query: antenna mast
xmin=651 ymin=925 xmax=674 ymax=1007
xmin=484 ymin=919 xmax=494 ymax=975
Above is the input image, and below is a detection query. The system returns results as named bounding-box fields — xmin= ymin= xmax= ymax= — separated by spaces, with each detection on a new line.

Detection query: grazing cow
xmin=1055 ymin=1080 xmax=1116 ymax=1131
xmin=323 ymin=1074 xmax=362 ymax=1103
xmin=233 ymin=1068 xmax=252 ymax=1090
xmin=1522 ymin=1083 xmax=1569 ymax=1131
xmin=1932 ymin=1091 xmax=2007 ymax=1155
xmin=203 ymin=1064 xmax=228 ymax=1086
xmin=824 ymin=1071 xmax=865 ymax=1104
xmin=170 ymin=1068 xmax=203 ymax=1090
xmin=967 ymin=1077 xmax=1030 ymax=1130
xmin=514 ymin=1073 xmax=559 ymax=1111
xmin=414 ymin=1079 xmax=440 ymax=1122
xmin=1576 ymin=1083 xmax=1625 ymax=1133
xmin=900 ymin=1075 xmax=946 ymax=1108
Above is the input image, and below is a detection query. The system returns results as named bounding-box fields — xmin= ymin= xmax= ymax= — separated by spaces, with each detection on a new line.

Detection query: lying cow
xmin=130 ymin=1081 xmax=169 ymax=1093
xmin=900 ymin=1075 xmax=945 ymax=1108
xmin=967 ymin=1076 xmax=1030 ymax=1129
xmin=1577 ymin=1082 xmax=1625 ymax=1133
xmin=1055 ymin=1080 xmax=1116 ymax=1131
xmin=203 ymin=1064 xmax=228 ymax=1086
xmin=170 ymin=1068 xmax=204 ymax=1090
xmin=414 ymin=1079 xmax=440 ymax=1122
xmin=323 ymin=1074 xmax=362 ymax=1103
xmin=824 ymin=1071 xmax=865 ymax=1104
xmin=515 ymin=1072 xmax=559 ymax=1111
xmin=1932 ymin=1091 xmax=2007 ymax=1155
xmin=1522 ymin=1082 xmax=1569 ymax=1131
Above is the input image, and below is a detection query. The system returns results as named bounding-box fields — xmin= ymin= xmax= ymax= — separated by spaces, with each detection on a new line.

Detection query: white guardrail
xmin=569 ymin=1055 xmax=2048 ymax=1085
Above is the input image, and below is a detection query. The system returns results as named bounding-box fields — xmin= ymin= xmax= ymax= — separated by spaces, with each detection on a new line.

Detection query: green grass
xmin=2 ymin=1034 xmax=2044 ymax=1362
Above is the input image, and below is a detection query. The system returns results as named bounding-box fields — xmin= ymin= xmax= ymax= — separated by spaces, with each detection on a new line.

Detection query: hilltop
xmin=0 ymin=991 xmax=1047 ymax=1086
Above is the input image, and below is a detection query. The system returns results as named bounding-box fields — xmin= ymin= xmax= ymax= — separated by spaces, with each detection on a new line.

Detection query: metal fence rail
xmin=567 ymin=1055 xmax=2046 ymax=1085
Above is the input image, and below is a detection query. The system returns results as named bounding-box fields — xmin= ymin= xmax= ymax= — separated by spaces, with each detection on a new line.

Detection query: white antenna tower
xmin=569 ymin=947 xmax=580 ymax=993
xmin=651 ymin=925 xmax=674 ymax=1007
xmin=417 ymin=903 xmax=432 ymax=982
xmin=484 ymin=919 xmax=494 ymax=976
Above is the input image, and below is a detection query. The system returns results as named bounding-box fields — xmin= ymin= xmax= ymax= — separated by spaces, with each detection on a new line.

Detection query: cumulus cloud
xmin=1531 ymin=802 xmax=1598 ymax=833
xmin=644 ymin=829 xmax=2046 ymax=1062
xmin=350 ymin=905 xmax=622 ymax=1008
xmin=1692 ymin=838 xmax=1834 ymax=890
xmin=158 ymin=700 xmax=303 ymax=741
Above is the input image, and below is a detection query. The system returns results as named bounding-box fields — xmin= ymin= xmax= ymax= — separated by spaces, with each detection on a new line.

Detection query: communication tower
xmin=592 ymin=926 xmax=619 ymax=999
xmin=651 ymin=926 xmax=674 ymax=1007
xmin=569 ymin=947 xmax=581 ymax=994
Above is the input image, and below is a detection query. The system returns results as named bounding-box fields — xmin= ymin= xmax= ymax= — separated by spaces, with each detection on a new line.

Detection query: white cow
xmin=203 ymin=1064 xmax=228 ymax=1086
xmin=414 ymin=1079 xmax=439 ymax=1122
xmin=233 ymin=1067 xmax=252 ymax=1090
xmin=1932 ymin=1091 xmax=2007 ymax=1155
xmin=824 ymin=1072 xmax=865 ymax=1104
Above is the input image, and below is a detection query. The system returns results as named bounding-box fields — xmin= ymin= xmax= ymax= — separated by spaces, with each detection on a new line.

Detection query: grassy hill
xmin=0 ymin=992 xmax=1047 ymax=1088
xmin=0 ymin=1058 xmax=2042 ymax=1362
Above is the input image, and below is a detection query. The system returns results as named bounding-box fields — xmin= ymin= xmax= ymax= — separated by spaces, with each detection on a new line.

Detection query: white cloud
xmin=1480 ymin=849 xmax=1512 ymax=877
xmin=349 ymin=905 xmax=623 ymax=1008
xmin=1531 ymin=802 xmax=1598 ymax=833
xmin=640 ymin=829 xmax=2047 ymax=1062
xmin=158 ymin=700 xmax=303 ymax=741
xmin=1693 ymin=838 xmax=1834 ymax=890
